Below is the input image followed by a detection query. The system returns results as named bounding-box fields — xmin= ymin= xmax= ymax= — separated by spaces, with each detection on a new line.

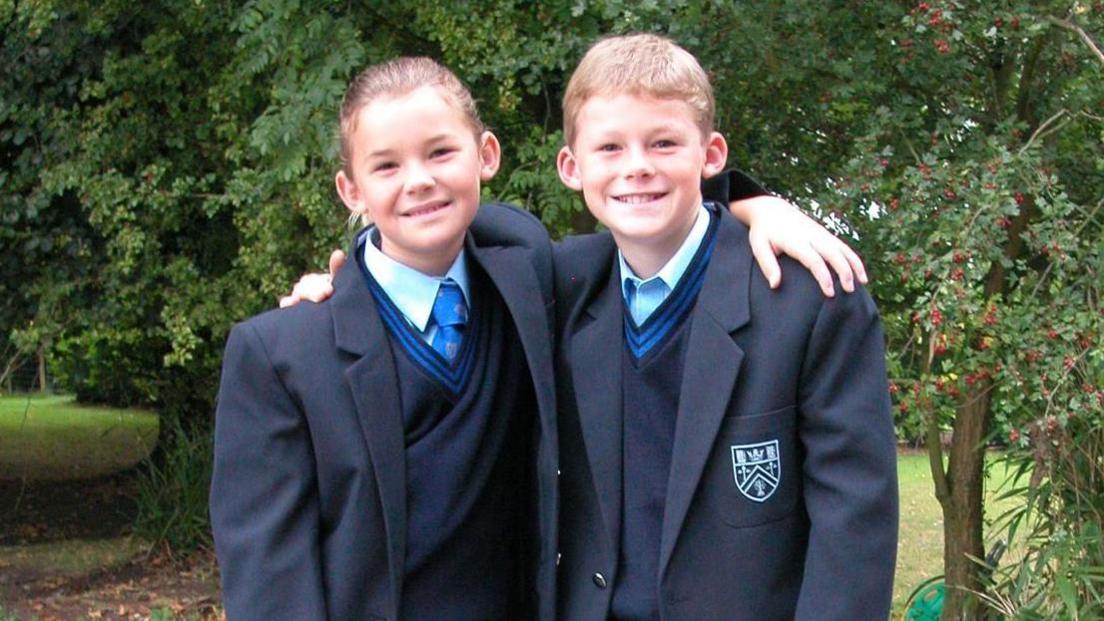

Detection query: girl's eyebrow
xmin=364 ymin=133 xmax=460 ymax=159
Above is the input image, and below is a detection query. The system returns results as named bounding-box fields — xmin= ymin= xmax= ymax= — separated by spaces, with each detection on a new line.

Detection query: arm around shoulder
xmin=210 ymin=322 xmax=327 ymax=620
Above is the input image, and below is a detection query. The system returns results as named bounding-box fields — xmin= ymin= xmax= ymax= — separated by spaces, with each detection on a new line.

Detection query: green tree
xmin=3 ymin=4 xmax=1102 ymax=614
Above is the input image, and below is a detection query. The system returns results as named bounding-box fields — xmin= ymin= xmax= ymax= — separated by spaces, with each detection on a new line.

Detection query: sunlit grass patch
xmin=0 ymin=394 xmax=159 ymax=480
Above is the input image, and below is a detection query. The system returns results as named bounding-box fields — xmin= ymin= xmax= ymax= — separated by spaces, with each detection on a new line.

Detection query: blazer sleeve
xmin=793 ymin=285 xmax=899 ymax=620
xmin=210 ymin=322 xmax=327 ymax=621
xmin=701 ymin=168 xmax=769 ymax=204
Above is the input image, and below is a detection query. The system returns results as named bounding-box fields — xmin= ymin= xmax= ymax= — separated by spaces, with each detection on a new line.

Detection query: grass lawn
xmin=0 ymin=394 xmax=159 ymax=480
xmin=893 ymin=450 xmax=1023 ymax=615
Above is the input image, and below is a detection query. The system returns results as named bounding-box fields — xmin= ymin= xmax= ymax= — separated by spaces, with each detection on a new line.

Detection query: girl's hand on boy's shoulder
xmin=279 ymin=250 xmax=346 ymax=307
xmin=730 ymin=195 xmax=868 ymax=298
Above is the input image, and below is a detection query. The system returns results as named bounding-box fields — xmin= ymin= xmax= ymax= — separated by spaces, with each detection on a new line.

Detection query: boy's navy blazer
xmin=551 ymin=206 xmax=898 ymax=620
xmin=210 ymin=203 xmax=558 ymax=621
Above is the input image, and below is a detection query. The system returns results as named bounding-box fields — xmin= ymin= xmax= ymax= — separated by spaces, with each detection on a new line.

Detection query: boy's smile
xmin=557 ymin=93 xmax=727 ymax=278
xmin=335 ymin=86 xmax=500 ymax=276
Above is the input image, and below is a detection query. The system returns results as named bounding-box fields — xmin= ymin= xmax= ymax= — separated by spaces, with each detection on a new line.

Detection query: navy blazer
xmin=552 ymin=206 xmax=898 ymax=620
xmin=210 ymin=203 xmax=558 ymax=621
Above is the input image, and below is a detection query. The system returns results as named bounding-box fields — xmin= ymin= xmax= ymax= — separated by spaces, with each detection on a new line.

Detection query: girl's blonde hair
xmin=338 ymin=56 xmax=484 ymax=179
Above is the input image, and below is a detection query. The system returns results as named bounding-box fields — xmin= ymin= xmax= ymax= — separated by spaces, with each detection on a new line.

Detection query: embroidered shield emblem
xmin=730 ymin=440 xmax=781 ymax=503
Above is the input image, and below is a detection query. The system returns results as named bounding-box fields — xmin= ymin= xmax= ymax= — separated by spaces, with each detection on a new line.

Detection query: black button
xmin=592 ymin=572 xmax=607 ymax=588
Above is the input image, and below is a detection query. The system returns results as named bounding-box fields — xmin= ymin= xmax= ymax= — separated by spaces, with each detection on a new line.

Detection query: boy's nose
xmin=404 ymin=162 xmax=436 ymax=193
xmin=623 ymin=147 xmax=655 ymax=178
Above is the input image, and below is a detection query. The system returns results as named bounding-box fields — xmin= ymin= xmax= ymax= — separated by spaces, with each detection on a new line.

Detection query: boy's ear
xmin=478 ymin=131 xmax=502 ymax=180
xmin=701 ymin=131 xmax=729 ymax=179
xmin=556 ymin=146 xmax=583 ymax=191
xmin=335 ymin=170 xmax=367 ymax=216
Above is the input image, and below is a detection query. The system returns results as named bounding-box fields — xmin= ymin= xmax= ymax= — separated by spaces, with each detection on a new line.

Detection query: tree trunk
xmin=37 ymin=345 xmax=47 ymax=393
xmin=939 ymin=383 xmax=992 ymax=620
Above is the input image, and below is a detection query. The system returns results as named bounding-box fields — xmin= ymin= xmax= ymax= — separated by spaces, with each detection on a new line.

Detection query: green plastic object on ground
xmin=904 ymin=576 xmax=945 ymax=620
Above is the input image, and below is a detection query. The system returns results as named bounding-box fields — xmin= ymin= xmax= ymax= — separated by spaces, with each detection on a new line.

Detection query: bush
xmin=134 ymin=418 xmax=214 ymax=554
xmin=985 ymin=415 xmax=1104 ymax=618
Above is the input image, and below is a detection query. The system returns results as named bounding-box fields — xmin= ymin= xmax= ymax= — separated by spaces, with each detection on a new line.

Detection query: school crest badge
xmin=730 ymin=440 xmax=781 ymax=502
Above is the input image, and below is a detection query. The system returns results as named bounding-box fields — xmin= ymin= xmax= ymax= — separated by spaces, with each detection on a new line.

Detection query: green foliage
xmin=3 ymin=2 xmax=1102 ymax=605
xmin=133 ymin=417 xmax=213 ymax=553
xmin=983 ymin=417 xmax=1104 ymax=618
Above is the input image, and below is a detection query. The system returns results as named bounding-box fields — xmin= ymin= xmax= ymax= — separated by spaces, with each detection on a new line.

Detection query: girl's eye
xmin=430 ymin=147 xmax=456 ymax=158
xmin=598 ymin=143 xmax=620 ymax=152
xmin=653 ymin=139 xmax=677 ymax=148
xmin=373 ymin=162 xmax=398 ymax=172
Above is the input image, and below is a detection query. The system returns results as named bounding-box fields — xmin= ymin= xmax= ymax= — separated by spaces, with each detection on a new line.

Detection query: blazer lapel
xmin=466 ymin=240 xmax=556 ymax=422
xmin=331 ymin=247 xmax=406 ymax=618
xmin=659 ymin=212 xmax=752 ymax=577
xmin=569 ymin=264 xmax=625 ymax=553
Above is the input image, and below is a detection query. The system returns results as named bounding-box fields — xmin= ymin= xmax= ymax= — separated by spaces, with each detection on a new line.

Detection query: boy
xmin=550 ymin=34 xmax=898 ymax=620
xmin=211 ymin=58 xmax=559 ymax=620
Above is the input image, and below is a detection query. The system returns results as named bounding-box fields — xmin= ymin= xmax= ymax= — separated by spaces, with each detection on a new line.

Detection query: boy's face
xmin=335 ymin=86 xmax=500 ymax=275
xmin=557 ymin=93 xmax=726 ymax=264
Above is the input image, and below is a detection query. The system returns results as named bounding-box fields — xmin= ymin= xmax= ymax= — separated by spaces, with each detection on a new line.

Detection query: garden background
xmin=2 ymin=1 xmax=1101 ymax=619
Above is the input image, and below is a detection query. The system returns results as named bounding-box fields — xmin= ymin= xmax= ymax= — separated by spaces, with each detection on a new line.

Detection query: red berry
xmin=931 ymin=309 xmax=943 ymax=327
xmin=1015 ymin=192 xmax=1026 ymax=205
xmin=1009 ymin=429 xmax=1020 ymax=443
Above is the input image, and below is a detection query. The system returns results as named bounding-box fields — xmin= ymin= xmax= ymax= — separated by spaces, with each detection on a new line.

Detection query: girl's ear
xmin=556 ymin=146 xmax=583 ymax=191
xmin=478 ymin=131 xmax=502 ymax=180
xmin=335 ymin=169 xmax=367 ymax=216
xmin=700 ymin=131 xmax=729 ymax=179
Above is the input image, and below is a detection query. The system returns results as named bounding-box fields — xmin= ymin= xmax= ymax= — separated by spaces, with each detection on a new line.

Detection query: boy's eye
xmin=430 ymin=147 xmax=457 ymax=158
xmin=597 ymin=143 xmax=620 ymax=153
xmin=373 ymin=161 xmax=398 ymax=172
xmin=653 ymin=139 xmax=678 ymax=148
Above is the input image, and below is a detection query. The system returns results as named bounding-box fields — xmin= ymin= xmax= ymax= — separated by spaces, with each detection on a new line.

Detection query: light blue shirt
xmin=363 ymin=230 xmax=470 ymax=344
xmin=618 ymin=204 xmax=710 ymax=326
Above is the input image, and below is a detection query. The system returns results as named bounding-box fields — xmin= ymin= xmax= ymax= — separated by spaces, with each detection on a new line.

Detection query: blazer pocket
xmin=703 ymin=405 xmax=799 ymax=528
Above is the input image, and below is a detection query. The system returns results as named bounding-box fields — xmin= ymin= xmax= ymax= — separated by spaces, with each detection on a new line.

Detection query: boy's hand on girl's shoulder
xmin=731 ymin=195 xmax=868 ymax=298
xmin=279 ymin=250 xmax=347 ymax=307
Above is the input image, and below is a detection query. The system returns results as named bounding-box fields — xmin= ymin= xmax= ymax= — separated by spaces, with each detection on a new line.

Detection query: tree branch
xmin=1046 ymin=16 xmax=1104 ymax=66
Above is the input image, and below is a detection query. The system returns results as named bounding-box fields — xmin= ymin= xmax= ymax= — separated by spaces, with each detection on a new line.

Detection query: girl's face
xmin=335 ymin=85 xmax=500 ymax=276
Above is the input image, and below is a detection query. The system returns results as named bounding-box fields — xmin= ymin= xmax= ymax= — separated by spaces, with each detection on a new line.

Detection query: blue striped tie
xmin=431 ymin=279 xmax=467 ymax=361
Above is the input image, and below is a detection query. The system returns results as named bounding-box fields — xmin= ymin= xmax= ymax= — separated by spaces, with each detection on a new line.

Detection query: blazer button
xmin=592 ymin=572 xmax=607 ymax=588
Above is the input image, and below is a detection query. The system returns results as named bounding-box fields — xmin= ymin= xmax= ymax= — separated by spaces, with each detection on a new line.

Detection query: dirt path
xmin=1 ymin=476 xmax=220 ymax=620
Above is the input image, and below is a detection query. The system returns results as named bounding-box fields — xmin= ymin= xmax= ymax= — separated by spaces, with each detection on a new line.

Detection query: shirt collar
xmin=618 ymin=203 xmax=710 ymax=295
xmin=362 ymin=228 xmax=471 ymax=332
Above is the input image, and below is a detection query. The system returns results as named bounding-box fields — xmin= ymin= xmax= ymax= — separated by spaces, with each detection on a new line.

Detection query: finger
xmin=279 ymin=294 xmax=299 ymax=308
xmin=841 ymin=244 xmax=868 ymax=284
xmin=789 ymin=241 xmax=835 ymax=297
xmin=295 ymin=274 xmax=334 ymax=302
xmin=812 ymin=239 xmax=856 ymax=293
xmin=748 ymin=230 xmax=782 ymax=289
xmin=328 ymin=249 xmax=346 ymax=277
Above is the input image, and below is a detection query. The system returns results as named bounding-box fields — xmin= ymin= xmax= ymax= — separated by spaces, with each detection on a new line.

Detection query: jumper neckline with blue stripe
xmin=620 ymin=203 xmax=720 ymax=361
xmin=361 ymin=227 xmax=471 ymax=344
xmin=355 ymin=228 xmax=479 ymax=394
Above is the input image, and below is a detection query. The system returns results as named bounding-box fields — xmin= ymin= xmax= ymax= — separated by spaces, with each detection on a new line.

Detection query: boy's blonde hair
xmin=338 ymin=57 xmax=484 ymax=178
xmin=562 ymin=33 xmax=715 ymax=146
